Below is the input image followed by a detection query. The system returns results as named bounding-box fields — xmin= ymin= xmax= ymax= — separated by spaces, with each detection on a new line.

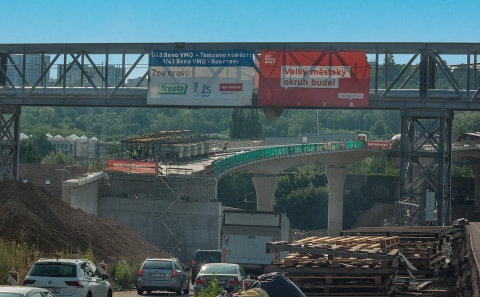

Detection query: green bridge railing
xmin=213 ymin=141 xmax=366 ymax=177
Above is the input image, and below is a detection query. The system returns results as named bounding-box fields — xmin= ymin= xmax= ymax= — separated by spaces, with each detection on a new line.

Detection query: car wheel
xmin=176 ymin=282 xmax=183 ymax=296
xmin=184 ymin=282 xmax=189 ymax=294
xmin=136 ymin=288 xmax=144 ymax=295
xmin=87 ymin=292 xmax=92 ymax=297
xmin=107 ymin=290 xmax=112 ymax=297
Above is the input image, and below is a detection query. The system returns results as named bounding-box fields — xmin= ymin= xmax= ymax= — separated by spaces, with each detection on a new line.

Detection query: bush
xmin=197 ymin=275 xmax=222 ymax=297
xmin=110 ymin=259 xmax=139 ymax=289
xmin=0 ymin=239 xmax=40 ymax=285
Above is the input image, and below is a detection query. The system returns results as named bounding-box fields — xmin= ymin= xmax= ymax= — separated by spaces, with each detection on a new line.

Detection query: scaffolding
xmin=395 ymin=198 xmax=426 ymax=226
xmin=96 ymin=130 xmax=220 ymax=259
xmin=98 ymin=165 xmax=218 ymax=259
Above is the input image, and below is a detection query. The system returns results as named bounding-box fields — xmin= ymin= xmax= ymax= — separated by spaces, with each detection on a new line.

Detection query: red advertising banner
xmin=366 ymin=141 xmax=390 ymax=149
xmin=258 ymin=50 xmax=370 ymax=107
xmin=107 ymin=159 xmax=156 ymax=174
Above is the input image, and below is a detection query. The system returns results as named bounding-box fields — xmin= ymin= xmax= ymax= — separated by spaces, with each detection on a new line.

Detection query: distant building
xmin=56 ymin=64 xmax=123 ymax=87
xmin=24 ymin=133 xmax=100 ymax=160
xmin=126 ymin=76 xmax=148 ymax=87
xmin=7 ymin=54 xmax=51 ymax=87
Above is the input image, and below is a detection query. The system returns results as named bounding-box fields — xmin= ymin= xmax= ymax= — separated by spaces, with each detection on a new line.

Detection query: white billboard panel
xmin=148 ymin=50 xmax=254 ymax=106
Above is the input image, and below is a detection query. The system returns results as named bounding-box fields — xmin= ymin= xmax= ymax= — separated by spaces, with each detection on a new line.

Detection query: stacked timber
xmin=341 ymin=226 xmax=454 ymax=276
xmin=265 ymin=236 xmax=399 ymax=297
xmin=396 ymin=236 xmax=448 ymax=273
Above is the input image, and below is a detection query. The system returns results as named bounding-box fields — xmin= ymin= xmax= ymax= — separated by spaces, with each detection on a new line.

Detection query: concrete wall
xmin=66 ymin=180 xmax=100 ymax=216
xmin=99 ymin=197 xmax=222 ymax=263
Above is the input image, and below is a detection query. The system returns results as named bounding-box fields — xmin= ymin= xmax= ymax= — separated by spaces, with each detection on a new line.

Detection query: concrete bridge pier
xmin=325 ymin=165 xmax=349 ymax=236
xmin=252 ymin=174 xmax=278 ymax=211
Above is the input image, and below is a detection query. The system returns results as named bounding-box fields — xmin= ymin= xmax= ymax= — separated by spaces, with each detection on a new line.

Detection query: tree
xmin=217 ymin=173 xmax=256 ymax=207
xmin=236 ymin=110 xmax=245 ymax=139
xmin=25 ymin=133 xmax=56 ymax=157
xmin=41 ymin=151 xmax=76 ymax=165
xmin=19 ymin=138 xmax=42 ymax=163
xmin=229 ymin=110 xmax=239 ymax=139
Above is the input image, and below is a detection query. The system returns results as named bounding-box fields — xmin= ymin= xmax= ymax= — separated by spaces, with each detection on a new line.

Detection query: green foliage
xmin=230 ymin=109 xmax=262 ymax=139
xmin=197 ymin=275 xmax=222 ymax=297
xmin=217 ymin=172 xmax=256 ymax=208
xmin=0 ymin=239 xmax=39 ymax=285
xmin=20 ymin=133 xmax=56 ymax=159
xmin=19 ymin=138 xmax=42 ymax=163
xmin=277 ymin=183 xmax=329 ymax=229
xmin=110 ymin=259 xmax=137 ymax=289
xmin=83 ymin=242 xmax=95 ymax=262
xmin=0 ymin=237 xmax=140 ymax=290
xmin=41 ymin=151 xmax=77 ymax=165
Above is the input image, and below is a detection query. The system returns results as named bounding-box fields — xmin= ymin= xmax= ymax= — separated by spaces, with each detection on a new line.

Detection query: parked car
xmin=191 ymin=249 xmax=222 ymax=284
xmin=136 ymin=258 xmax=190 ymax=296
xmin=193 ymin=263 xmax=246 ymax=296
xmin=0 ymin=285 xmax=57 ymax=297
xmin=22 ymin=258 xmax=112 ymax=297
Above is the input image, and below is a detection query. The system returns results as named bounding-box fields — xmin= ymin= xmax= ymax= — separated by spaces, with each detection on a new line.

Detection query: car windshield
xmin=143 ymin=260 xmax=172 ymax=269
xmin=201 ymin=265 xmax=236 ymax=274
xmin=195 ymin=252 xmax=221 ymax=263
xmin=29 ymin=263 xmax=76 ymax=277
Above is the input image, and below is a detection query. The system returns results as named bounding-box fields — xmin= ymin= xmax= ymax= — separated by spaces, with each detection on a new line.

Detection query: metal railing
xmin=213 ymin=141 xmax=366 ymax=177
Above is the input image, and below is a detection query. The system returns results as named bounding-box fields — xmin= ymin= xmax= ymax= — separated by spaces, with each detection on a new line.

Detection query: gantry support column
xmin=473 ymin=164 xmax=480 ymax=212
xmin=325 ymin=165 xmax=348 ymax=236
xmin=0 ymin=105 xmax=21 ymax=181
xmin=399 ymin=109 xmax=453 ymax=226
xmin=252 ymin=174 xmax=278 ymax=211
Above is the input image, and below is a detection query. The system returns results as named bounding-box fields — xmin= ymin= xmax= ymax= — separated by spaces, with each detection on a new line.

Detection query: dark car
xmin=136 ymin=258 xmax=190 ymax=296
xmin=191 ymin=249 xmax=222 ymax=284
xmin=193 ymin=263 xmax=246 ymax=296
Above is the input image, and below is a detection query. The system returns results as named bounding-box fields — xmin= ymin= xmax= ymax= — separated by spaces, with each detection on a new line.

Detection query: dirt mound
xmin=350 ymin=203 xmax=396 ymax=228
xmin=0 ymin=180 xmax=170 ymax=265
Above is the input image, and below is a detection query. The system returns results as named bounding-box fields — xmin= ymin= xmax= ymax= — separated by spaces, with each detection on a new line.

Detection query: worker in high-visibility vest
xmin=131 ymin=148 xmax=138 ymax=160
xmin=223 ymin=141 xmax=229 ymax=154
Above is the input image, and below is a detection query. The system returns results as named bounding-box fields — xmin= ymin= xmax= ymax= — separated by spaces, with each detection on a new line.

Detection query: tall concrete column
xmin=252 ymin=174 xmax=278 ymax=211
xmin=325 ymin=165 xmax=348 ymax=236
xmin=472 ymin=164 xmax=480 ymax=212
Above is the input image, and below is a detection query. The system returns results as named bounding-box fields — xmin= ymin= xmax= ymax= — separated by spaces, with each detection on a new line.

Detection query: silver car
xmin=193 ymin=263 xmax=246 ymax=296
xmin=136 ymin=258 xmax=190 ymax=296
xmin=0 ymin=286 xmax=57 ymax=297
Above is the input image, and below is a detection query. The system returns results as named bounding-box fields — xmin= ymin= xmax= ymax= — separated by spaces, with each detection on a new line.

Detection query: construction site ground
xmin=0 ymin=180 xmax=478 ymax=296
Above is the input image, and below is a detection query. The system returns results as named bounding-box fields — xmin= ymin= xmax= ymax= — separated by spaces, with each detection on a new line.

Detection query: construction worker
xmin=223 ymin=141 xmax=229 ymax=154
xmin=131 ymin=147 xmax=138 ymax=160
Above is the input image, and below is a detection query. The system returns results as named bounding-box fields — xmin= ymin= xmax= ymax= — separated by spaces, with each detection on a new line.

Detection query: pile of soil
xmin=0 ymin=180 xmax=170 ymax=265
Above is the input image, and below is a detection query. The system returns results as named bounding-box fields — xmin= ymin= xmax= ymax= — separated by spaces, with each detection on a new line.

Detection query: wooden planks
xmin=266 ymin=235 xmax=399 ymax=297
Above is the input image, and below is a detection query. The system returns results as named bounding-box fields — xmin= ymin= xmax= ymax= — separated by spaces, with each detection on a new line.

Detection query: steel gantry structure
xmin=1 ymin=42 xmax=480 ymax=226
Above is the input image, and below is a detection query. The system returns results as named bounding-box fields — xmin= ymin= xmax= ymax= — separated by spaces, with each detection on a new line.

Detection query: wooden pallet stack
xmin=396 ymin=237 xmax=448 ymax=272
xmin=265 ymin=236 xmax=400 ymax=297
xmin=340 ymin=226 xmax=455 ymax=277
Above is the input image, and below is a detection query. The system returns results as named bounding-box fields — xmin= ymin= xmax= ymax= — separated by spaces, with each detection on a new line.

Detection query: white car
xmin=0 ymin=285 xmax=56 ymax=297
xmin=23 ymin=258 xmax=112 ymax=297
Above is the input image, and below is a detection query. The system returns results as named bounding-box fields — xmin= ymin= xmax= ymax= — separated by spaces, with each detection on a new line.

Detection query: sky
xmin=1 ymin=0 xmax=478 ymax=44
xmin=1 ymin=0 xmax=477 ymax=77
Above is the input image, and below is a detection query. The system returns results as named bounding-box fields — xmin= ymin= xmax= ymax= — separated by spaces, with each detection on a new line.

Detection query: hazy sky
xmin=1 ymin=0 xmax=478 ymax=44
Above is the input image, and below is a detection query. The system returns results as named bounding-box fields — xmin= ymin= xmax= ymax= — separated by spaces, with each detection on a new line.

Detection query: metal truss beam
xmin=0 ymin=42 xmax=478 ymax=109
